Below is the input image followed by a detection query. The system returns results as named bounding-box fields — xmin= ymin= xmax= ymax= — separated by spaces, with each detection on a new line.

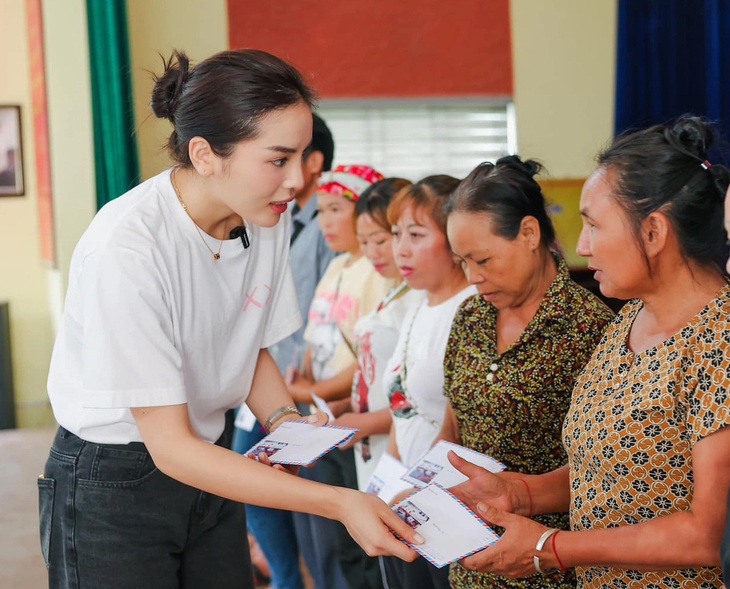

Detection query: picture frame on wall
xmin=0 ymin=105 xmax=25 ymax=196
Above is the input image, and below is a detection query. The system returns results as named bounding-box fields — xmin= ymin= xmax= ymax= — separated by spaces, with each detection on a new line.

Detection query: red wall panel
xmin=228 ymin=0 xmax=512 ymax=98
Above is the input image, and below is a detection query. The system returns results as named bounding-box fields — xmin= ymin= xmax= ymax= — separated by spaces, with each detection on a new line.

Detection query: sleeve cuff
xmin=82 ymin=386 xmax=187 ymax=409
xmin=262 ymin=315 xmax=303 ymax=350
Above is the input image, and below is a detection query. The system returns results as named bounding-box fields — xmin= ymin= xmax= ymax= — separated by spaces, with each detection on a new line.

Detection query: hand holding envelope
xmin=245 ymin=421 xmax=357 ymax=467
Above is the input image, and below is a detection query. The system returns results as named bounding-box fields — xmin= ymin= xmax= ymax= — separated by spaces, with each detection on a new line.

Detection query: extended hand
xmin=448 ymin=451 xmax=517 ymax=514
xmin=461 ymin=505 xmax=553 ymax=578
xmin=339 ymin=489 xmax=422 ymax=561
xmin=247 ymin=412 xmax=330 ymax=475
xmin=247 ymin=450 xmax=300 ymax=476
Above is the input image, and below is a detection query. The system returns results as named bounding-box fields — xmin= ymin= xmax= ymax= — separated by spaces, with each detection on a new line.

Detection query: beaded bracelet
xmin=263 ymin=405 xmax=301 ymax=433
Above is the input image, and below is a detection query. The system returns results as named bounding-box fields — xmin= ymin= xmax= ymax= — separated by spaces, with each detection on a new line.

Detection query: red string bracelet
xmin=516 ymin=478 xmax=533 ymax=517
xmin=551 ymin=530 xmax=567 ymax=573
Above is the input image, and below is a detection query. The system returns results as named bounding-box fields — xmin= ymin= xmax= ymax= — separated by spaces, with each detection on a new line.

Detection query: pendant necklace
xmin=171 ymin=168 xmax=226 ymax=261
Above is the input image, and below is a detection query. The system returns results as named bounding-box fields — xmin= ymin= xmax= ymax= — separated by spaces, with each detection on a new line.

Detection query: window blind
xmin=318 ymin=99 xmax=516 ymax=181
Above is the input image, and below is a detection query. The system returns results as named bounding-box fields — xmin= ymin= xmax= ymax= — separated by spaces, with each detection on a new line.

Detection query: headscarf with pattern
xmin=317 ymin=164 xmax=385 ymax=201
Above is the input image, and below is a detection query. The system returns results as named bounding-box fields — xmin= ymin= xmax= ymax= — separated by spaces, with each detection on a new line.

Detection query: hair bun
xmin=495 ymin=154 xmax=543 ymax=179
xmin=664 ymin=115 xmax=715 ymax=162
xmin=150 ymin=50 xmax=191 ymax=121
xmin=708 ymin=164 xmax=730 ymax=202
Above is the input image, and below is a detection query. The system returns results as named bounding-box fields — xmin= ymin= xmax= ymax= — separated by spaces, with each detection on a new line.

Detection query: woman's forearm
xmin=246 ymin=349 xmax=301 ymax=428
xmin=132 ymin=403 xmax=343 ymax=515
xmin=312 ymin=362 xmax=357 ymax=401
xmin=502 ymin=465 xmax=572 ymax=517
xmin=386 ymin=422 xmax=401 ymax=462
xmin=337 ymin=408 xmax=392 ymax=440
xmin=544 ymin=510 xmax=722 ymax=571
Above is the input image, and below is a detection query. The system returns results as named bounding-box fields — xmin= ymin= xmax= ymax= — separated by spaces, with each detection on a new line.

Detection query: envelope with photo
xmin=391 ymin=483 xmax=499 ymax=568
xmin=364 ymin=453 xmax=414 ymax=505
xmin=402 ymin=440 xmax=506 ymax=489
xmin=245 ymin=421 xmax=357 ymax=466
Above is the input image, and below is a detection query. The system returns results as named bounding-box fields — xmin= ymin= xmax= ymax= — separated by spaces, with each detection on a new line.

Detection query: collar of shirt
xmin=531 ymin=252 xmax=573 ymax=329
xmin=291 ymin=193 xmax=319 ymax=224
xmin=482 ymin=252 xmax=575 ymax=356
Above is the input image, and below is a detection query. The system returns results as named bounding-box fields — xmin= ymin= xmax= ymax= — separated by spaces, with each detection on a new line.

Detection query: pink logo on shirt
xmin=244 ymin=285 xmax=271 ymax=312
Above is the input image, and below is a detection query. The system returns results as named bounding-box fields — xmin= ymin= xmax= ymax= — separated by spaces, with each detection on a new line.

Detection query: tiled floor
xmin=0 ymin=426 xmax=55 ymax=588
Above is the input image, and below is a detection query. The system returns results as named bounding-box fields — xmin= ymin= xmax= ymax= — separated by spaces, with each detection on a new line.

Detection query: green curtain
xmin=86 ymin=0 xmax=139 ymax=209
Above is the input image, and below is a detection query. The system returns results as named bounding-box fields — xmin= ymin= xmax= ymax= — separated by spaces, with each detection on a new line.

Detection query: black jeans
xmin=38 ymin=426 xmax=253 ymax=589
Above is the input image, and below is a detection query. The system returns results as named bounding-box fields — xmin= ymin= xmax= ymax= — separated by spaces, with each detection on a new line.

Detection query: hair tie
xmin=701 ymin=160 xmax=712 ymax=170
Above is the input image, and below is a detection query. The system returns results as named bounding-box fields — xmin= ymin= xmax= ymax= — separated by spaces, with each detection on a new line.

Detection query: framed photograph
xmin=0 ymin=105 xmax=24 ymax=196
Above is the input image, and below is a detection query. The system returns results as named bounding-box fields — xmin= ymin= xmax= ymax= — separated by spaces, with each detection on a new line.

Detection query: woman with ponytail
xmin=449 ymin=116 xmax=730 ymax=589
xmin=441 ymin=155 xmax=614 ymax=589
xmin=39 ymin=49 xmax=419 ymax=589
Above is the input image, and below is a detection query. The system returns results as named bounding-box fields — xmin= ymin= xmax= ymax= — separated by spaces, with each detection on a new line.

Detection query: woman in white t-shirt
xmin=332 ymin=177 xmax=425 ymax=491
xmin=381 ymin=176 xmax=477 ymax=589
xmin=39 ymin=49 xmax=419 ymax=589
xmin=287 ymin=165 xmax=395 ymax=589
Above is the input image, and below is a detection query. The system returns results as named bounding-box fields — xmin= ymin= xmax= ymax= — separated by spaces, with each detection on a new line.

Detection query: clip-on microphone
xmin=229 ymin=225 xmax=250 ymax=249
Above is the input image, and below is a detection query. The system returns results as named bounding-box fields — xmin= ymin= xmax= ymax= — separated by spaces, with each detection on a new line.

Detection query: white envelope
xmin=402 ymin=440 xmax=506 ymax=489
xmin=245 ymin=421 xmax=357 ymax=466
xmin=392 ymin=484 xmax=499 ymax=568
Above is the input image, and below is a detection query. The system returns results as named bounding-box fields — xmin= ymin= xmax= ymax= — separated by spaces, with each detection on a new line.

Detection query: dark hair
xmin=307 ymin=114 xmax=335 ymax=172
xmin=387 ymin=175 xmax=461 ymax=235
xmin=356 ymin=177 xmax=412 ymax=229
xmin=150 ymin=49 xmax=316 ymax=166
xmin=446 ymin=155 xmax=556 ymax=248
xmin=597 ymin=115 xmax=729 ymax=272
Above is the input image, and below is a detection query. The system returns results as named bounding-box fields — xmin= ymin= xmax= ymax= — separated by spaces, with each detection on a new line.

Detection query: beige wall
xmin=127 ymin=0 xmax=228 ymax=181
xmin=0 ymin=0 xmax=98 ymax=427
xmin=0 ymin=0 xmax=54 ymax=427
xmin=42 ymin=0 xmax=97 ymax=293
xmin=511 ymin=0 xmax=617 ymax=178
xmin=0 ymin=0 xmax=228 ymax=429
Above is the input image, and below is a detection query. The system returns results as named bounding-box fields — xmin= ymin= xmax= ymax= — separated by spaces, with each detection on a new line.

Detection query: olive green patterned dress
xmin=444 ymin=256 xmax=615 ymax=589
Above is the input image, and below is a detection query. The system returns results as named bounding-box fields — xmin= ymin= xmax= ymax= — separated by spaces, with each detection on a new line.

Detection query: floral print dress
xmin=564 ymin=284 xmax=730 ymax=589
xmin=445 ymin=256 xmax=615 ymax=589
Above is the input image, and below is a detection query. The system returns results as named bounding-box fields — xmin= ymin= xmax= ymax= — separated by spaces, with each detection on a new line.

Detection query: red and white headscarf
xmin=318 ymin=164 xmax=385 ymax=201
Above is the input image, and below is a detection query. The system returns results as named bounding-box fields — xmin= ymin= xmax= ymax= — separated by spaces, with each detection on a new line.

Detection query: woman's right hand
xmin=447 ymin=451 xmax=521 ymax=515
xmin=337 ymin=489 xmax=422 ymax=561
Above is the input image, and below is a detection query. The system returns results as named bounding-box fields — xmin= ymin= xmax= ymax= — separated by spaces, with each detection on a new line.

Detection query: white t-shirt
xmin=351 ymin=286 xmax=425 ymax=489
xmin=47 ymin=169 xmax=300 ymax=444
xmin=383 ymin=286 xmax=477 ymax=467
xmin=304 ymin=254 xmax=391 ymax=381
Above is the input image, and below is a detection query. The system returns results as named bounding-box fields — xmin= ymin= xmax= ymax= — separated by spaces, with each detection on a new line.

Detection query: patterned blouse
xmin=564 ymin=284 xmax=730 ymax=589
xmin=445 ymin=256 xmax=615 ymax=589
